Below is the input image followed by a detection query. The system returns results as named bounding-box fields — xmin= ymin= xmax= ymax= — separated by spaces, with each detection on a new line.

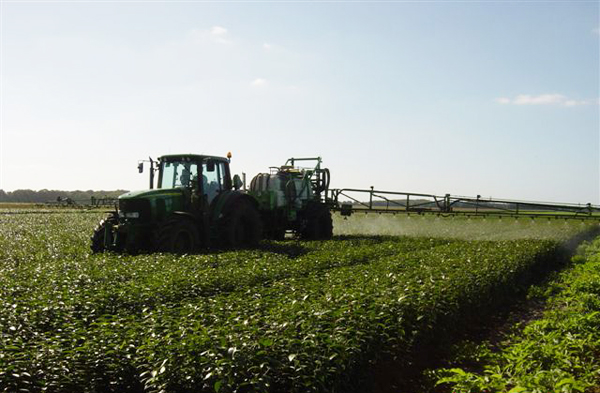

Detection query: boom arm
xmin=328 ymin=188 xmax=600 ymax=220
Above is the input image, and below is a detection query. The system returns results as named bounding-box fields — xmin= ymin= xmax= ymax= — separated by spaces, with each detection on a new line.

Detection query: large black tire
xmin=267 ymin=227 xmax=286 ymax=241
xmin=219 ymin=199 xmax=263 ymax=248
xmin=90 ymin=223 xmax=107 ymax=253
xmin=90 ymin=213 xmax=117 ymax=253
xmin=156 ymin=216 xmax=200 ymax=254
xmin=262 ymin=212 xmax=286 ymax=241
xmin=300 ymin=203 xmax=333 ymax=240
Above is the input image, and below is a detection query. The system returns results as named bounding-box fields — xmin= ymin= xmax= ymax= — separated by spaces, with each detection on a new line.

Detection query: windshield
xmin=159 ymin=159 xmax=199 ymax=189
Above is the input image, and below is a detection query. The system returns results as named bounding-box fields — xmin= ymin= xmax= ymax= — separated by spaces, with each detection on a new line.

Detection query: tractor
xmin=91 ymin=154 xmax=334 ymax=254
xmin=91 ymin=153 xmax=262 ymax=253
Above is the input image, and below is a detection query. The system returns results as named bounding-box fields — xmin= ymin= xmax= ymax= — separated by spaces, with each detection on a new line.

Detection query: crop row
xmin=0 ymin=212 xmax=576 ymax=392
xmin=431 ymin=236 xmax=600 ymax=392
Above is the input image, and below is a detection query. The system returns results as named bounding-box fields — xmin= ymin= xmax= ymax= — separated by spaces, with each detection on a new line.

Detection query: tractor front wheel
xmin=156 ymin=217 xmax=200 ymax=254
xmin=90 ymin=213 xmax=117 ymax=253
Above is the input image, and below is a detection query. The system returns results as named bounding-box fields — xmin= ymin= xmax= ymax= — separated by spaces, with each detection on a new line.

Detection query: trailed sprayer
xmin=91 ymin=154 xmax=334 ymax=253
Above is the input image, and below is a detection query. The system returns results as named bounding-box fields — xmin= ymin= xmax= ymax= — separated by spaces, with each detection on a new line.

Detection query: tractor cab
xmin=156 ymin=154 xmax=232 ymax=206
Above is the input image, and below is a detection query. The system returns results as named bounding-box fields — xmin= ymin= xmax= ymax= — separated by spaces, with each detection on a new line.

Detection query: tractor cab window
xmin=202 ymin=160 xmax=226 ymax=203
xmin=160 ymin=160 xmax=199 ymax=189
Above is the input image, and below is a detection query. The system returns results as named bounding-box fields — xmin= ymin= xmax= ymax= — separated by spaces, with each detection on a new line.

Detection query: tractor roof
xmin=159 ymin=154 xmax=229 ymax=162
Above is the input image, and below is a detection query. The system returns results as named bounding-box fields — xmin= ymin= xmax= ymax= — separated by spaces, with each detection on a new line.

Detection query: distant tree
xmin=0 ymin=189 xmax=128 ymax=203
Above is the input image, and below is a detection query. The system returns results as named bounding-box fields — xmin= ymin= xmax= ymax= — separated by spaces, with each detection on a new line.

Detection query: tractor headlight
xmin=119 ymin=211 xmax=140 ymax=219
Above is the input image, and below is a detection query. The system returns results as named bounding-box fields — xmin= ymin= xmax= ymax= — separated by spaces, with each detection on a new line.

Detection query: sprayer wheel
xmin=300 ymin=203 xmax=333 ymax=240
xmin=220 ymin=199 xmax=263 ymax=248
xmin=270 ymin=228 xmax=287 ymax=241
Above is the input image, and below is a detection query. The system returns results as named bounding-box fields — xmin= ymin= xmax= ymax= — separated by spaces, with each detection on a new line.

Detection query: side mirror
xmin=233 ymin=174 xmax=243 ymax=190
xmin=138 ymin=162 xmax=144 ymax=173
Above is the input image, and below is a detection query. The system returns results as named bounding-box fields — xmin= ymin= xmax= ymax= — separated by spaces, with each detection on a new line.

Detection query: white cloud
xmin=514 ymin=94 xmax=565 ymax=105
xmin=263 ymin=43 xmax=272 ymax=50
xmin=495 ymin=94 xmax=595 ymax=107
xmin=209 ymin=26 xmax=231 ymax=44
xmin=188 ymin=26 xmax=232 ymax=44
xmin=593 ymin=27 xmax=600 ymax=35
xmin=211 ymin=26 xmax=227 ymax=36
xmin=251 ymin=78 xmax=267 ymax=86
xmin=563 ymin=99 xmax=589 ymax=107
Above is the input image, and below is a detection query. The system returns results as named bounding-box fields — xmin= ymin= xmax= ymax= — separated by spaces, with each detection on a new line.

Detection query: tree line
xmin=0 ymin=189 xmax=128 ymax=204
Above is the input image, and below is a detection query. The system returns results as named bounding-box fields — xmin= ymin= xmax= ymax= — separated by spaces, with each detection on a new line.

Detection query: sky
xmin=1 ymin=0 xmax=599 ymax=204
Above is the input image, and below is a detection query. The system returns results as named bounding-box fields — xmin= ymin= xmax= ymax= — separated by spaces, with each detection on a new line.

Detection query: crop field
xmin=0 ymin=211 xmax=598 ymax=393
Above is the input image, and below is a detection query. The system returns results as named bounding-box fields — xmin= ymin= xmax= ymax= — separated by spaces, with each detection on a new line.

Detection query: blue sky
xmin=1 ymin=1 xmax=598 ymax=204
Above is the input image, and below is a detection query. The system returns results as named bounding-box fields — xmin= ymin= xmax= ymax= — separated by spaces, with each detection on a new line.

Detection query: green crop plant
xmin=0 ymin=211 xmax=593 ymax=393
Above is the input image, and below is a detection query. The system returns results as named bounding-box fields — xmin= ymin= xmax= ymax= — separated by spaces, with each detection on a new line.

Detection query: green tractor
xmin=249 ymin=157 xmax=333 ymax=240
xmin=91 ymin=154 xmax=333 ymax=254
xmin=91 ymin=153 xmax=262 ymax=254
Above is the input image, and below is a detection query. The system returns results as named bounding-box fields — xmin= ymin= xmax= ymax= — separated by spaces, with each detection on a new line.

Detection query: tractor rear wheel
xmin=156 ymin=217 xmax=200 ymax=254
xmin=220 ymin=199 xmax=263 ymax=248
xmin=90 ymin=213 xmax=117 ymax=253
xmin=300 ymin=203 xmax=333 ymax=240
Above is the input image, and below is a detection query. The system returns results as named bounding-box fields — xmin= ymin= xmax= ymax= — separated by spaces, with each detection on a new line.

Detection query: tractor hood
xmin=118 ymin=188 xmax=188 ymax=222
xmin=118 ymin=188 xmax=184 ymax=200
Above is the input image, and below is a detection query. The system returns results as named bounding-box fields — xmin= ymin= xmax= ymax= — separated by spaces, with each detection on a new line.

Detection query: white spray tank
xmin=249 ymin=157 xmax=329 ymax=213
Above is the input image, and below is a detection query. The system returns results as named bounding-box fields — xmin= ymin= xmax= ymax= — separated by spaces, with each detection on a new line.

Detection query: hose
xmin=314 ymin=168 xmax=330 ymax=194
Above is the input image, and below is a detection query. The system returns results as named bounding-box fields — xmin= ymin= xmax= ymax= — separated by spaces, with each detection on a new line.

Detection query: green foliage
xmin=0 ymin=212 xmax=581 ymax=392
xmin=432 ymin=236 xmax=600 ymax=393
